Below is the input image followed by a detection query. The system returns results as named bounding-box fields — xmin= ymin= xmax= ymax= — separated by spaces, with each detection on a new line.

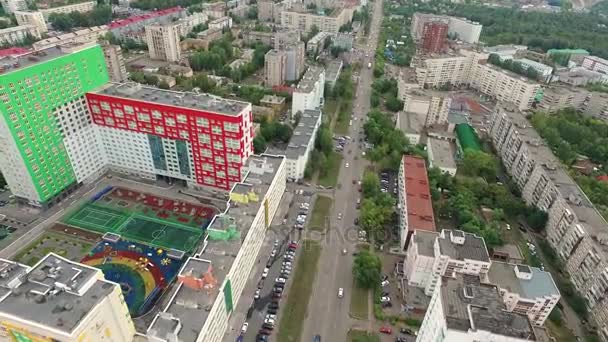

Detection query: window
xmin=228 ymin=167 xmax=238 ymax=176
xmin=227 ymin=153 xmax=240 ymax=163
xmin=211 ymin=125 xmax=222 ymax=134
xmin=124 ymin=105 xmax=134 ymax=114
xmin=91 ymin=105 xmax=100 ymax=114
xmin=100 ymin=101 xmax=110 ymax=110
xmin=213 ymin=141 xmax=223 ymax=150
xmin=198 ymin=133 xmax=210 ymax=143
xmin=137 ymin=113 xmax=150 ymax=122
xmin=114 ymin=108 xmax=124 ymax=117
xmin=215 ymin=156 xmax=225 ymax=164
xmin=177 ymin=114 xmax=187 ymax=123
xmin=203 ymin=163 xmax=213 ymax=171
xmin=216 ymin=171 xmax=225 ymax=178
xmin=200 ymin=148 xmax=212 ymax=157
xmin=226 ymin=138 xmax=239 ymax=149
xmin=152 ymin=110 xmax=162 ymax=119
xmin=224 ymin=122 xmax=239 ymax=132
xmin=155 ymin=126 xmax=165 ymax=135
xmin=196 ymin=117 xmax=209 ymax=127
xmin=166 ymin=118 xmax=176 ymax=126
xmin=128 ymin=121 xmax=137 ymax=129
xmin=179 ymin=131 xmax=189 ymax=140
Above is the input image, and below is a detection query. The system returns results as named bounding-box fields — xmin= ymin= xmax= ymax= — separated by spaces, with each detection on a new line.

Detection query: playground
xmin=62 ymin=186 xmax=218 ymax=253
xmin=80 ymin=239 xmax=184 ymax=316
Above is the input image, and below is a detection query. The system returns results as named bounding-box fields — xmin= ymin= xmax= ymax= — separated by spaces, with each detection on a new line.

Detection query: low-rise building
xmin=39 ymin=1 xmax=95 ymax=18
xmin=427 ymin=137 xmax=456 ymax=176
xmin=14 ymin=11 xmax=47 ymax=33
xmin=399 ymin=88 xmax=451 ymax=127
xmin=260 ymin=94 xmax=286 ymax=116
xmin=292 ymin=66 xmax=325 ymax=115
xmin=556 ymin=66 xmax=608 ymax=86
xmin=582 ymin=55 xmax=608 ymax=75
xmin=208 ymin=16 xmax=232 ymax=30
xmin=396 ymin=110 xmax=424 ymax=145
xmin=538 ymin=85 xmax=589 ymax=112
xmin=242 ymin=30 xmax=273 ymax=46
xmin=325 ymin=59 xmax=343 ymax=89
xmin=397 ymin=155 xmax=436 ymax=249
xmin=306 ymin=31 xmax=332 ymax=54
xmin=0 ymin=254 xmax=136 ymax=341
xmin=417 ymin=274 xmax=540 ymax=342
xmin=515 ymin=58 xmax=554 ymax=81
xmin=484 ymin=261 xmax=560 ymax=326
xmin=0 ymin=24 xmax=40 ymax=45
xmin=33 ymin=25 xmax=108 ymax=50
xmin=333 ymin=32 xmax=353 ymax=51
xmin=270 ymin=109 xmax=322 ymax=181
xmin=405 ymin=229 xmax=490 ymax=296
xmin=194 ymin=27 xmax=223 ymax=50
xmin=175 ymin=12 xmax=208 ymax=37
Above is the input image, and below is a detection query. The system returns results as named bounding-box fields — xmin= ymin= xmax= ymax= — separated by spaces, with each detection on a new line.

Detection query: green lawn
xmin=349 ymin=280 xmax=369 ymax=320
xmin=546 ymin=320 xmax=577 ymax=342
xmin=277 ymin=240 xmax=322 ymax=342
xmin=347 ymin=329 xmax=380 ymax=342
xmin=318 ymin=152 xmax=343 ymax=187
xmin=308 ymin=195 xmax=333 ymax=232
xmin=323 ymin=99 xmax=339 ymax=122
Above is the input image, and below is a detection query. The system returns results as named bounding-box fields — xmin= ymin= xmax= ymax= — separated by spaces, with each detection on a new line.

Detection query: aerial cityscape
xmin=0 ymin=0 xmax=607 ymax=341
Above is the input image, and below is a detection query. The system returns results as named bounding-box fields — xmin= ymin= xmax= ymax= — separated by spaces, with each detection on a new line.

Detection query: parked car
xmin=259 ymin=329 xmax=272 ymax=335
xmin=254 ymin=289 xmax=261 ymax=299
xmin=381 ymin=280 xmax=390 ymax=287
xmin=262 ymin=323 xmax=274 ymax=330
xmin=264 ymin=318 xmax=275 ymax=325
xmin=338 ymin=288 xmax=344 ymax=298
xmin=241 ymin=322 xmax=248 ymax=334
xmin=262 ymin=268 xmax=269 ymax=279
xmin=380 ymin=326 xmax=392 ymax=334
xmin=267 ymin=308 xmax=278 ymax=315
xmin=276 ymin=277 xmax=286 ymax=284
xmin=380 ymin=296 xmax=391 ymax=303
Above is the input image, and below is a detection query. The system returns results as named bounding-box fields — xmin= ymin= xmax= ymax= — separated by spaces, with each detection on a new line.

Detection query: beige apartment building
xmin=487 ymin=105 xmax=608 ymax=341
xmin=0 ymin=254 xmax=135 ymax=342
xmin=264 ymin=49 xmax=287 ymax=86
xmin=280 ymin=7 xmax=353 ymax=33
xmin=14 ymin=11 xmax=47 ymax=33
xmin=538 ymin=85 xmax=589 ymax=112
xmin=39 ymin=1 xmax=95 ymax=18
xmin=101 ymin=43 xmax=128 ymax=82
xmin=414 ymin=49 xmax=487 ymax=88
xmin=146 ymin=23 xmax=181 ymax=62
xmin=33 ymin=25 xmax=107 ymax=50
xmin=0 ymin=25 xmax=40 ymax=45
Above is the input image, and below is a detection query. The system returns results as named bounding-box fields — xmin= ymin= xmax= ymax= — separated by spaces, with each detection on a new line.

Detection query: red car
xmin=379 ymin=326 xmax=392 ymax=335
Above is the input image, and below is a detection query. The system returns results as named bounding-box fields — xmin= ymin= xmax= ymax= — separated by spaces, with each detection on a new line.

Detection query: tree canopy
xmin=352 ymin=250 xmax=382 ymax=289
xmin=48 ymin=5 xmax=112 ymax=31
xmin=461 ymin=150 xmax=499 ymax=181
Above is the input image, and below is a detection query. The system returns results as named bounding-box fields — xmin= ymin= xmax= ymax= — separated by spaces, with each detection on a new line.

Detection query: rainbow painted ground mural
xmin=81 ymin=240 xmax=184 ymax=316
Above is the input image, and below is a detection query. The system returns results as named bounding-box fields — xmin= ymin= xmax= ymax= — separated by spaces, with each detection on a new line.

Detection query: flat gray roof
xmin=438 ymin=229 xmax=490 ymax=262
xmin=396 ymin=111 xmax=424 ymax=134
xmin=147 ymin=154 xmax=285 ymax=342
xmin=282 ymin=109 xmax=322 ymax=159
xmin=0 ymin=254 xmax=116 ymax=333
xmin=325 ymin=60 xmax=342 ymax=83
xmin=295 ymin=66 xmax=323 ymax=93
xmin=441 ymin=274 xmax=537 ymax=340
xmin=97 ymin=83 xmax=250 ymax=116
xmin=0 ymin=45 xmax=69 ymax=75
xmin=260 ymin=95 xmax=285 ymax=105
xmin=412 ymin=230 xmax=439 ymax=257
xmin=428 ymin=138 xmax=456 ymax=171
xmin=487 ymin=261 xmax=560 ymax=299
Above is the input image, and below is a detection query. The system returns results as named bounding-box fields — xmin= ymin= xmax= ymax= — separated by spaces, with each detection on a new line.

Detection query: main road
xmin=300 ymin=0 xmax=384 ymax=341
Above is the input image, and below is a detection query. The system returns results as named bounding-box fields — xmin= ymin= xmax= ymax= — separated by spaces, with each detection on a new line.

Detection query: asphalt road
xmin=300 ymin=0 xmax=385 ymax=341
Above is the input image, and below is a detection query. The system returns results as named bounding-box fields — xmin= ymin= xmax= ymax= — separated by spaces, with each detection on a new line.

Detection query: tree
xmin=461 ymin=150 xmax=498 ymax=181
xmin=253 ymin=136 xmax=267 ymax=154
xmin=385 ymin=96 xmax=403 ymax=112
xmin=352 ymin=250 xmax=382 ymax=289
xmin=158 ymin=81 xmax=170 ymax=89
xmin=315 ymin=125 xmax=333 ymax=155
xmin=361 ymin=171 xmax=380 ymax=198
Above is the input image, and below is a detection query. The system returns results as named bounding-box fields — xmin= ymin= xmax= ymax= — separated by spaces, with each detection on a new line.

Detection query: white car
xmin=337 ymin=213 xmax=343 ymax=220
xmin=345 ymin=163 xmax=350 ymax=168
xmin=264 ymin=318 xmax=275 ymax=325
xmin=241 ymin=322 xmax=249 ymax=334
xmin=380 ymin=296 xmax=391 ymax=303
xmin=338 ymin=288 xmax=344 ymax=298
xmin=265 ymin=314 xmax=277 ymax=320
xmin=276 ymin=277 xmax=286 ymax=284
xmin=381 ymin=280 xmax=389 ymax=287
xmin=262 ymin=268 xmax=269 ymax=278
xmin=270 ymin=250 xmax=277 ymax=257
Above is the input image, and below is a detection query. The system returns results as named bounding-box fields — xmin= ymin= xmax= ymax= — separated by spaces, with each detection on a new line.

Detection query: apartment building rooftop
xmin=397 ymin=111 xmax=424 ymax=135
xmin=283 ymin=109 xmax=321 ymax=159
xmin=97 ymin=82 xmax=249 ymax=116
xmin=403 ymin=155 xmax=436 ymax=232
xmin=308 ymin=31 xmax=332 ymax=45
xmin=413 ymin=230 xmax=439 ymax=257
xmin=33 ymin=25 xmax=107 ymax=50
xmin=438 ymin=229 xmax=490 ymax=262
xmin=0 ymin=45 xmax=68 ymax=74
xmin=260 ymin=94 xmax=285 ymax=105
xmin=486 ymin=261 xmax=560 ymax=299
xmin=0 ymin=254 xmax=116 ymax=333
xmin=325 ymin=60 xmax=342 ymax=82
xmin=148 ymin=154 xmax=284 ymax=342
xmin=109 ymin=6 xmax=182 ymax=29
xmin=441 ymin=274 xmax=537 ymax=339
xmin=294 ymin=66 xmax=323 ymax=93
xmin=481 ymin=61 xmax=538 ymax=84
xmin=428 ymin=137 xmax=456 ymax=171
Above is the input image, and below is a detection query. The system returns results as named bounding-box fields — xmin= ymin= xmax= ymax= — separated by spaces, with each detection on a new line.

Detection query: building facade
xmin=86 ymin=83 xmax=254 ymax=191
xmin=421 ymin=21 xmax=447 ymax=54
xmin=0 ymin=0 xmax=26 ymax=14
xmin=282 ymin=109 xmax=322 ymax=180
xmin=39 ymin=1 xmax=95 ymax=18
xmin=101 ymin=43 xmax=128 ymax=82
xmin=14 ymin=11 xmax=47 ymax=33
xmin=447 ymin=17 xmax=482 ymax=44
xmin=208 ymin=16 xmax=232 ymax=30
xmin=280 ymin=7 xmax=353 ymax=33
xmin=33 ymin=25 xmax=108 ymax=50
xmin=292 ymin=66 xmax=325 ymax=115
xmin=0 ymin=25 xmax=40 ymax=45
xmin=145 ymin=24 xmax=181 ymax=62
xmin=264 ymin=49 xmax=287 ymax=87
xmin=582 ymin=55 xmax=608 ymax=75
xmin=0 ymin=254 xmax=135 ymax=342
xmin=284 ymin=41 xmax=306 ymax=81
xmin=0 ymin=45 xmax=109 ymax=208
xmin=538 ymin=86 xmax=589 ymax=113
xmin=398 ymin=155 xmax=436 ymax=250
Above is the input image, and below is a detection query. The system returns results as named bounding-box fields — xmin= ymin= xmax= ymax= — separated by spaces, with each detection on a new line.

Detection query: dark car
xmin=273 ymin=292 xmax=282 ymax=298
xmin=257 ymin=335 xmax=269 ymax=342
xmin=259 ymin=329 xmax=272 ymax=335
xmin=314 ymin=334 xmax=321 ymax=342
xmin=354 ymin=218 xmax=359 ymax=225
xmin=269 ymin=302 xmax=279 ymax=309
xmin=267 ymin=308 xmax=278 ymax=314
xmin=262 ymin=323 xmax=274 ymax=330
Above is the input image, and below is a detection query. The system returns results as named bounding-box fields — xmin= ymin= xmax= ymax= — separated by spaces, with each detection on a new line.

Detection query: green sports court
xmin=63 ymin=203 xmax=205 ymax=252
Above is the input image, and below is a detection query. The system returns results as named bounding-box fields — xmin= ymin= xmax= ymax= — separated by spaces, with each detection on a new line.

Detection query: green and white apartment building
xmin=0 ymin=44 xmax=109 ymax=207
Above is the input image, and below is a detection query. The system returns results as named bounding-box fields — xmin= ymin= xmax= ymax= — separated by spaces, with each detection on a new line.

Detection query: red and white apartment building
xmin=85 ymin=83 xmax=254 ymax=190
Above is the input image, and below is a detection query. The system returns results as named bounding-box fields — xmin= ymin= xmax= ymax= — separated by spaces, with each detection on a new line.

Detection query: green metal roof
xmin=455 ymin=123 xmax=481 ymax=152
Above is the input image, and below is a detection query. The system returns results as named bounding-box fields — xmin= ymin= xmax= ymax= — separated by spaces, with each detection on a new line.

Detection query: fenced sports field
xmin=64 ymin=203 xmax=204 ymax=252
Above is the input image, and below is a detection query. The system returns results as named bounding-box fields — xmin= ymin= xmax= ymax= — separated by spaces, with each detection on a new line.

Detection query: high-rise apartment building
xmin=264 ymin=49 xmax=287 ymax=86
xmin=0 ymin=254 xmax=136 ymax=342
xmin=280 ymin=7 xmax=354 ymax=33
xmin=292 ymin=66 xmax=325 ymax=115
xmin=86 ymin=82 xmax=254 ymax=190
xmin=0 ymin=45 xmax=109 ymax=208
xmin=284 ymin=41 xmax=305 ymax=81
xmin=101 ymin=43 xmax=128 ymax=82
xmin=421 ymin=21 xmax=447 ymax=53
xmin=14 ymin=11 xmax=47 ymax=33
xmin=145 ymin=24 xmax=181 ymax=62
xmin=411 ymin=13 xmax=482 ymax=44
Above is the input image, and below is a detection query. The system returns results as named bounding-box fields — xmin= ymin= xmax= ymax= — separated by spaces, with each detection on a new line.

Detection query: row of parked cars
xmin=295 ymin=202 xmax=310 ymax=230
xmin=380 ymin=171 xmax=396 ymax=195
xmin=256 ymin=241 xmax=299 ymax=341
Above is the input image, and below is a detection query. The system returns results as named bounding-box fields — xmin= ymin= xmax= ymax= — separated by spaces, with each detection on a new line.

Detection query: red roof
xmin=597 ymin=175 xmax=608 ymax=183
xmin=0 ymin=47 xmax=30 ymax=57
xmin=403 ymin=155 xmax=436 ymax=232
xmin=109 ymin=7 xmax=182 ymax=29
